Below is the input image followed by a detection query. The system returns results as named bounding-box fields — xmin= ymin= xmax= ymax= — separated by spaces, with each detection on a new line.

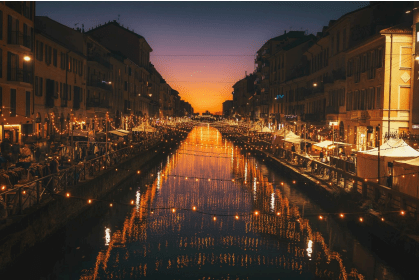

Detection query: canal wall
xmin=0 ymin=134 xmax=186 ymax=270
xmin=221 ymin=131 xmax=419 ymax=268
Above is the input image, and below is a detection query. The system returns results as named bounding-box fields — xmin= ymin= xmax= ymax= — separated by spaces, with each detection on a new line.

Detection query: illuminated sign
xmin=413 ymin=124 xmax=419 ymax=129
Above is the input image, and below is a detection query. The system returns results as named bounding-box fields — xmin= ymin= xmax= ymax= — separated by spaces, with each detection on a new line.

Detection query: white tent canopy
xmin=393 ymin=157 xmax=419 ymax=199
xmin=357 ymin=139 xmax=419 ymax=185
xmin=261 ymin=126 xmax=272 ymax=133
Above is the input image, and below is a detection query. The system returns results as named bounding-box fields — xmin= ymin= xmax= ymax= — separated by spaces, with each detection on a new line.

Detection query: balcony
xmin=262 ymin=74 xmax=269 ymax=81
xmin=87 ymin=99 xmax=110 ymax=109
xmin=7 ymin=68 xmax=32 ymax=84
xmin=325 ymin=106 xmax=339 ymax=115
xmin=87 ymin=80 xmax=112 ymax=92
xmin=8 ymin=31 xmax=32 ymax=49
xmin=262 ymin=48 xmax=270 ymax=57
xmin=262 ymin=61 xmax=270 ymax=69
xmin=350 ymin=110 xmax=368 ymax=121
xmin=87 ymin=55 xmax=111 ymax=69
xmin=303 ymin=113 xmax=324 ymax=122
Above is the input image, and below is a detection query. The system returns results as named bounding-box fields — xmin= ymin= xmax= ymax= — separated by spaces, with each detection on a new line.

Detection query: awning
xmin=117 ymin=129 xmax=130 ymax=134
xmin=109 ymin=130 xmax=126 ymax=137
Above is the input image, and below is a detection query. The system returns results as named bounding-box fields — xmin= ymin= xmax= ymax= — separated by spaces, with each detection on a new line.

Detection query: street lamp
xmin=23 ymin=55 xmax=31 ymax=62
xmin=313 ymin=83 xmax=318 ymax=87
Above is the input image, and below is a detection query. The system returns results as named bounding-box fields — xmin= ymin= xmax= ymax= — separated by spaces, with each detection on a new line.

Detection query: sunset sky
xmin=37 ymin=1 xmax=368 ymax=114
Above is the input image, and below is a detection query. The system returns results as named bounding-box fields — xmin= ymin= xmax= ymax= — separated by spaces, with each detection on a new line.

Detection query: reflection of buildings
xmin=81 ymin=126 xmax=366 ymax=279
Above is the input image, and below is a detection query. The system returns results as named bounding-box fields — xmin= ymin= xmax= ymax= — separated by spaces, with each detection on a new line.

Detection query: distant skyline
xmin=36 ymin=1 xmax=369 ymax=113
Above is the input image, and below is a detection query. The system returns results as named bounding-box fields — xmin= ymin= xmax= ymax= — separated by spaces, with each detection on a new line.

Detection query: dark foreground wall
xmin=0 ymin=140 xmax=180 ymax=270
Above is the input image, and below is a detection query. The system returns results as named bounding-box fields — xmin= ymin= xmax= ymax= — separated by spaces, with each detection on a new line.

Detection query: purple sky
xmin=36 ymin=1 xmax=369 ymax=113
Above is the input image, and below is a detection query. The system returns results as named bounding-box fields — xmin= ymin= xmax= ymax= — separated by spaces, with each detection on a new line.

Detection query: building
xmin=222 ymin=100 xmax=233 ymax=118
xmin=0 ymin=2 xmax=35 ymax=143
xmin=232 ymin=74 xmax=256 ymax=120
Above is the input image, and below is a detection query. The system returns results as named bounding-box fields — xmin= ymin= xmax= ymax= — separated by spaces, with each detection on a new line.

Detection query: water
xmin=3 ymin=125 xmax=406 ymax=279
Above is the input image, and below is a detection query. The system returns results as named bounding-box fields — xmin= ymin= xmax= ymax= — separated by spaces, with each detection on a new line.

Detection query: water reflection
xmin=79 ymin=125 xmax=401 ymax=280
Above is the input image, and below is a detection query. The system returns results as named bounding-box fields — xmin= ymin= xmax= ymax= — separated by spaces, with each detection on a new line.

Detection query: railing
xmin=325 ymin=106 xmax=339 ymax=115
xmin=8 ymin=68 xmax=33 ymax=83
xmin=87 ymin=99 xmax=110 ymax=109
xmin=0 ymin=131 xmax=180 ymax=218
xmin=224 ymin=130 xmax=419 ymax=222
xmin=8 ymin=31 xmax=32 ymax=49
xmin=87 ymin=55 xmax=111 ymax=69
xmin=87 ymin=80 xmax=112 ymax=91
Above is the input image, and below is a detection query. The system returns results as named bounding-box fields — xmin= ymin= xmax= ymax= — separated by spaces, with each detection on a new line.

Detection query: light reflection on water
xmin=80 ymin=125 xmax=402 ymax=280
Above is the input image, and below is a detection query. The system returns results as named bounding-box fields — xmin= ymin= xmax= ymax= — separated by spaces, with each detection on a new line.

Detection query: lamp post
xmin=377 ymin=124 xmax=381 ymax=184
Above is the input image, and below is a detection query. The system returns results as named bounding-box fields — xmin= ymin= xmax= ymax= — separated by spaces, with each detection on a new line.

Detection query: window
xmin=336 ymin=31 xmax=340 ymax=53
xmin=7 ymin=15 xmax=19 ymax=45
xmin=55 ymin=81 xmax=58 ymax=98
xmin=342 ymin=28 xmax=346 ymax=50
xmin=376 ymin=48 xmax=383 ymax=68
xmin=128 ymin=67 xmax=132 ymax=76
xmin=7 ymin=51 xmax=19 ymax=81
xmin=339 ymin=88 xmax=345 ymax=106
xmin=35 ymin=77 xmax=43 ymax=96
xmin=10 ymin=89 xmax=16 ymax=117
xmin=124 ymin=81 xmax=128 ymax=91
xmin=60 ymin=52 xmax=66 ymax=70
xmin=53 ymin=49 xmax=57 ymax=67
xmin=36 ymin=41 xmax=43 ymax=61
xmin=0 ymin=11 xmax=3 ymax=40
xmin=60 ymin=82 xmax=63 ymax=99
xmin=45 ymin=45 xmax=52 ymax=65
xmin=346 ymin=91 xmax=352 ymax=111
xmin=68 ymin=85 xmax=71 ymax=100
xmin=347 ymin=59 xmax=352 ymax=77
xmin=73 ymin=58 xmax=76 ymax=73
xmin=0 ymin=48 xmax=2 ymax=78
xmin=361 ymin=54 xmax=366 ymax=73
xmin=68 ymin=56 xmax=71 ymax=71
xmin=26 ymin=91 xmax=30 ymax=117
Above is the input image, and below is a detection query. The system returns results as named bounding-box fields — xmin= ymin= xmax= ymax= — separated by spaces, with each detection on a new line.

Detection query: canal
xmin=3 ymin=125 xmax=406 ymax=279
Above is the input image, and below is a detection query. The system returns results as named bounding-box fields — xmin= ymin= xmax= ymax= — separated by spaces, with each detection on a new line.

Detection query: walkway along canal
xmin=0 ymin=125 xmax=192 ymax=271
xmin=2 ymin=124 xmax=408 ymax=279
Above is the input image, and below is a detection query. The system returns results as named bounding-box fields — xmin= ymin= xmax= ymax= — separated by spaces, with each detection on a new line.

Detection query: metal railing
xmin=0 ymin=134 xmax=170 ymax=218
xmin=8 ymin=68 xmax=33 ymax=83
xmin=8 ymin=31 xmax=32 ymax=48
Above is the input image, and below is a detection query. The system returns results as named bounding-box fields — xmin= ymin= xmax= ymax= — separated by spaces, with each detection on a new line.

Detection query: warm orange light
xmin=66 ymin=193 xmax=70 ymax=197
xmin=172 ymin=208 xmax=176 ymax=213
xmin=196 ymin=178 xmax=198 ymax=181
xmin=365 ymin=179 xmax=368 ymax=182
xmin=235 ymin=215 xmax=239 ymax=220
xmin=115 ymin=168 xmax=118 ymax=171
xmin=131 ymin=200 xmax=134 ymax=205
xmin=23 ymin=55 xmax=31 ymax=61
xmin=401 ymin=211 xmax=405 ymax=215
xmin=359 ymin=217 xmax=363 ymax=222
xmin=208 ymin=178 xmax=211 ymax=181
xmin=110 ymin=203 xmax=113 ymax=207
xmin=185 ymin=177 xmax=188 ymax=180
xmin=319 ymin=215 xmax=323 ymax=220
xmin=254 ymin=211 xmax=259 ymax=215
xmin=22 ymin=190 xmax=26 ymax=194
xmin=213 ymin=216 xmax=217 ymax=221
xmin=281 ymin=182 xmax=284 ymax=186
xmin=1 ymin=185 xmax=6 ymax=190
xmin=192 ymin=206 xmax=196 ymax=211
xmin=340 ymin=214 xmax=344 ymax=218
xmin=232 ymin=179 xmax=235 ymax=182
xmin=137 ymin=170 xmax=140 ymax=174
xmin=381 ymin=217 xmax=385 ymax=221
xmin=292 ymin=181 xmax=296 ymax=184
xmin=276 ymin=212 xmax=281 ymax=216
xmin=88 ymin=199 xmax=92 ymax=204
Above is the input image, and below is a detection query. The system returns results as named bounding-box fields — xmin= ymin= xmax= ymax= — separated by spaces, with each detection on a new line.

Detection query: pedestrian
xmin=11 ymin=143 xmax=20 ymax=163
xmin=35 ymin=145 xmax=41 ymax=162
